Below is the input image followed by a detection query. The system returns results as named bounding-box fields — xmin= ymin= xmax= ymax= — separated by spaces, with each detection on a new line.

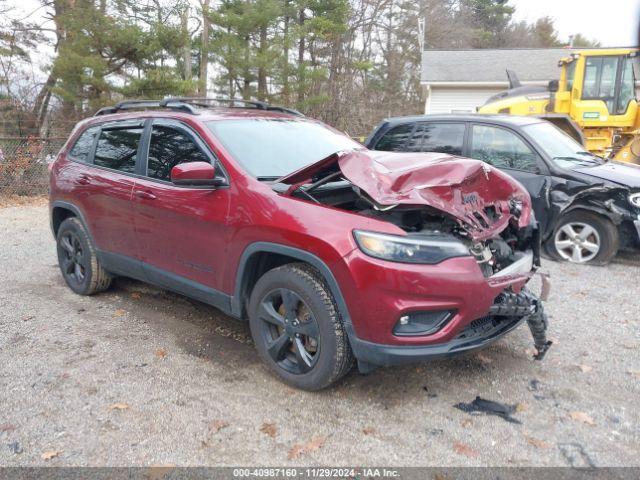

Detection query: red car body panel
xmin=50 ymin=108 xmax=544 ymax=365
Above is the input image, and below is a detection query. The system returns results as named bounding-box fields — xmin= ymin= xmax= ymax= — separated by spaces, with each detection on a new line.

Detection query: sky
xmin=510 ymin=0 xmax=640 ymax=47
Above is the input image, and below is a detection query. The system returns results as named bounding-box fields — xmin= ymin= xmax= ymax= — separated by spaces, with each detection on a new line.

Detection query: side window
xmin=93 ymin=127 xmax=142 ymax=173
xmin=583 ymin=56 xmax=621 ymax=112
xmin=147 ymin=125 xmax=210 ymax=181
xmin=68 ymin=126 xmax=99 ymax=163
xmin=374 ymin=124 xmax=414 ymax=151
xmin=470 ymin=125 xmax=538 ymax=172
xmin=616 ymin=57 xmax=636 ymax=114
xmin=421 ymin=123 xmax=465 ymax=155
xmin=565 ymin=60 xmax=576 ymax=92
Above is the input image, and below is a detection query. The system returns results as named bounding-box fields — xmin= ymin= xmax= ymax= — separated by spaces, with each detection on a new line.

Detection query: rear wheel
xmin=546 ymin=211 xmax=619 ymax=265
xmin=56 ymin=217 xmax=112 ymax=295
xmin=248 ymin=263 xmax=354 ymax=390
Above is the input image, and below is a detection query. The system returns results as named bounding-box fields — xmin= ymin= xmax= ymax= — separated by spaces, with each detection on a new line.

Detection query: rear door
xmin=412 ymin=122 xmax=466 ymax=155
xmin=71 ymin=121 xmax=143 ymax=260
xmin=466 ymin=123 xmax=551 ymax=234
xmin=131 ymin=119 xmax=232 ymax=296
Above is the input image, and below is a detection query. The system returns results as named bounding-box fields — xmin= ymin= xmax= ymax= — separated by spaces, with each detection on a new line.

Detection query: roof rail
xmin=95 ymin=97 xmax=304 ymax=117
xmin=95 ymin=99 xmax=197 ymax=116
xmin=163 ymin=97 xmax=304 ymax=116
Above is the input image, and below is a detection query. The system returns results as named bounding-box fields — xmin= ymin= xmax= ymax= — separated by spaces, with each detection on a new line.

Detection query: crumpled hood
xmin=279 ymin=150 xmax=532 ymax=242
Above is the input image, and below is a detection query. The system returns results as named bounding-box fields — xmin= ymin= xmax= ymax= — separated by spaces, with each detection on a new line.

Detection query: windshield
xmin=522 ymin=122 xmax=602 ymax=168
xmin=206 ymin=119 xmax=362 ymax=178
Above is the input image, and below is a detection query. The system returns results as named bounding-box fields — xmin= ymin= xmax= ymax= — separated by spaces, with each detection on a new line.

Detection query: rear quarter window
xmin=68 ymin=126 xmax=100 ymax=162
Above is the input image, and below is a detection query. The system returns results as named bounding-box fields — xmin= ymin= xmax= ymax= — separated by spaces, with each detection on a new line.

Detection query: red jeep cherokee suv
xmin=49 ymin=98 xmax=551 ymax=390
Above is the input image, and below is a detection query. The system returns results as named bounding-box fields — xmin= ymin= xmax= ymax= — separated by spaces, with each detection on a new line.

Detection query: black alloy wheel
xmin=256 ymin=288 xmax=320 ymax=374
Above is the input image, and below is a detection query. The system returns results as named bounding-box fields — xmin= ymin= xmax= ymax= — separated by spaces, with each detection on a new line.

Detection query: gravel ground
xmin=0 ymin=204 xmax=639 ymax=467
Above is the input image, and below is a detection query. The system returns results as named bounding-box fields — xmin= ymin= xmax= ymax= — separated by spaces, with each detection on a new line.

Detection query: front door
xmin=467 ymin=123 xmax=552 ymax=236
xmin=131 ymin=120 xmax=232 ymax=297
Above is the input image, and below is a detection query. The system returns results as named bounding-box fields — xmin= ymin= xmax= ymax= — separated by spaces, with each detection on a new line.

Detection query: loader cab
xmin=563 ymin=50 xmax=638 ymax=129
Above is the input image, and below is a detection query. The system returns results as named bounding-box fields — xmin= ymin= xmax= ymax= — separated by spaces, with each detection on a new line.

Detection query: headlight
xmin=629 ymin=192 xmax=640 ymax=208
xmin=353 ymin=230 xmax=470 ymax=264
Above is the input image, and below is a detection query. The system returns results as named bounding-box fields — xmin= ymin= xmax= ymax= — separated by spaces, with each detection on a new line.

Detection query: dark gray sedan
xmin=365 ymin=114 xmax=640 ymax=264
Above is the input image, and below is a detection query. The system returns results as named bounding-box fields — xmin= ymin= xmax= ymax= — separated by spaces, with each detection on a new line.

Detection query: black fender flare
xmin=232 ymin=242 xmax=356 ymax=336
xmin=50 ymin=200 xmax=93 ymax=239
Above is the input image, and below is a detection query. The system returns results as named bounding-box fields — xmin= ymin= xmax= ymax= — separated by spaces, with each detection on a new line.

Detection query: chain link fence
xmin=0 ymin=137 xmax=67 ymax=196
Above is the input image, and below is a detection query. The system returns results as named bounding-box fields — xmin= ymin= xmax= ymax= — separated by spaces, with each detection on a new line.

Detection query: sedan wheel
xmin=553 ymin=222 xmax=600 ymax=263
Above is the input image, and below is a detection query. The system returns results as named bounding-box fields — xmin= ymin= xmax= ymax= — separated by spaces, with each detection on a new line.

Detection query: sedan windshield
xmin=207 ymin=119 xmax=362 ymax=179
xmin=523 ymin=122 xmax=603 ymax=168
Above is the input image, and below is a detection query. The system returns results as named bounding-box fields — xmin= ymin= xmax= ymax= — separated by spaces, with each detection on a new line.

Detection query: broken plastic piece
xmin=454 ymin=396 xmax=522 ymax=424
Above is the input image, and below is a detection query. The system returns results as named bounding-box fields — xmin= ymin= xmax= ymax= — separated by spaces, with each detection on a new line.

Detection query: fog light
xmin=393 ymin=310 xmax=454 ymax=336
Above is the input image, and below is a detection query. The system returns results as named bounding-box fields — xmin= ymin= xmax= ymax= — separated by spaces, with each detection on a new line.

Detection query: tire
xmin=56 ymin=217 xmax=112 ymax=295
xmin=248 ymin=263 xmax=354 ymax=390
xmin=545 ymin=210 xmax=619 ymax=265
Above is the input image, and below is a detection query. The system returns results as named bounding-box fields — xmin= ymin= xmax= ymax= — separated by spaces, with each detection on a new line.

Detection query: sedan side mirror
xmin=171 ymin=162 xmax=227 ymax=187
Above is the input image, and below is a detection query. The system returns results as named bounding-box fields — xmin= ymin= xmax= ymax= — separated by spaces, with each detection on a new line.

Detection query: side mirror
xmin=548 ymin=80 xmax=559 ymax=93
xmin=171 ymin=162 xmax=226 ymax=187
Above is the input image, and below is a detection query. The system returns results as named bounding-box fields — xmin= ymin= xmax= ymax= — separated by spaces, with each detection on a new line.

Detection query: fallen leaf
xmin=515 ymin=402 xmax=528 ymax=413
xmin=628 ymin=369 xmax=640 ymax=379
xmin=453 ymin=442 xmax=479 ymax=458
xmin=578 ymin=365 xmax=593 ymax=373
xmin=461 ymin=419 xmax=473 ymax=428
xmin=525 ymin=436 xmax=551 ymax=449
xmin=362 ymin=426 xmax=377 ymax=435
xmin=569 ymin=411 xmax=595 ymax=426
xmin=287 ymin=436 xmax=327 ymax=460
xmin=260 ymin=423 xmax=277 ymax=438
xmin=621 ymin=343 xmax=636 ymax=350
xmin=107 ymin=403 xmax=129 ymax=411
xmin=154 ymin=348 xmax=167 ymax=359
xmin=0 ymin=424 xmax=17 ymax=432
xmin=475 ymin=353 xmax=493 ymax=364
xmin=209 ymin=420 xmax=230 ymax=433
xmin=41 ymin=450 xmax=62 ymax=460
xmin=131 ymin=292 xmax=141 ymax=299
xmin=113 ymin=309 xmax=126 ymax=317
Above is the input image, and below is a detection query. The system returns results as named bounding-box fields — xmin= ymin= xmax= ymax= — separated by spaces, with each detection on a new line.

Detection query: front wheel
xmin=248 ymin=263 xmax=354 ymax=390
xmin=546 ymin=211 xmax=619 ymax=265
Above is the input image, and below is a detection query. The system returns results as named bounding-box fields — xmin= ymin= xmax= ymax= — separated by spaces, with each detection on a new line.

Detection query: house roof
xmin=421 ymin=48 xmax=576 ymax=84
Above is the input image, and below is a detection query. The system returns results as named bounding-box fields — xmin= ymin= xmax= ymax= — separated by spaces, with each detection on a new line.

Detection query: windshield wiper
xmin=256 ymin=176 xmax=281 ymax=182
xmin=553 ymin=156 xmax=601 ymax=166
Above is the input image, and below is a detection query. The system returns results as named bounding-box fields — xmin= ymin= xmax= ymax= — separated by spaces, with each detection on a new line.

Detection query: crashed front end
xmin=279 ymin=150 xmax=552 ymax=370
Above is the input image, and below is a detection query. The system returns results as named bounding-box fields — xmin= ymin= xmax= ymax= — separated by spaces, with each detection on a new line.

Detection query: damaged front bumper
xmin=351 ymin=288 xmax=551 ymax=372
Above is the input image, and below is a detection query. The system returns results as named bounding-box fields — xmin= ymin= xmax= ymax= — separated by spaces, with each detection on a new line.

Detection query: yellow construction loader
xmin=479 ymin=48 xmax=640 ymax=164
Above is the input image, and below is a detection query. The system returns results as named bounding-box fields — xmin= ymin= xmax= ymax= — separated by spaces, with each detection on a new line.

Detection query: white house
xmin=421 ymin=48 xmax=579 ymax=114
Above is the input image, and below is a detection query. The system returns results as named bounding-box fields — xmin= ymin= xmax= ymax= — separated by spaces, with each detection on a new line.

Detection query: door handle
xmin=76 ymin=174 xmax=90 ymax=185
xmin=134 ymin=190 xmax=157 ymax=200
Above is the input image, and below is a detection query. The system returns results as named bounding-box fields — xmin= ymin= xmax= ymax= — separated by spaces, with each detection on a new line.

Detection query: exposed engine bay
xmin=275 ymin=151 xmax=540 ymax=277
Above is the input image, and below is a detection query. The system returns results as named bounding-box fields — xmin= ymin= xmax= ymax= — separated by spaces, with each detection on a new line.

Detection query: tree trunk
xmin=199 ymin=0 xmax=210 ymax=96
xmin=257 ymin=24 xmax=268 ymax=101
xmin=282 ymin=0 xmax=290 ymax=103
xmin=181 ymin=5 xmax=192 ymax=83
xmin=296 ymin=8 xmax=305 ymax=104
xmin=242 ymin=34 xmax=251 ymax=99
